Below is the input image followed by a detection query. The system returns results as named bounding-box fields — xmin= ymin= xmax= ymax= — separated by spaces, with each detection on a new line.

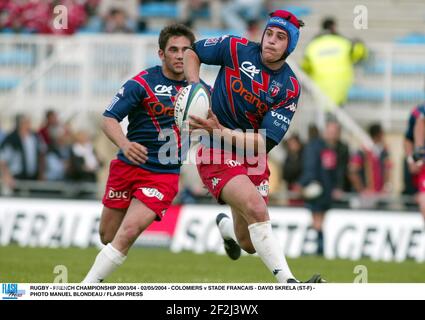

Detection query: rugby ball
xmin=174 ymin=83 xmax=211 ymax=129
xmin=302 ymin=181 xmax=323 ymax=199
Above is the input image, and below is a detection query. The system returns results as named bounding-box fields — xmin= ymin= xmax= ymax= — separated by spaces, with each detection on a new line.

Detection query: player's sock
xmin=217 ymin=214 xmax=237 ymax=241
xmin=82 ymin=243 xmax=126 ymax=283
xmin=248 ymin=221 xmax=295 ymax=283
xmin=317 ymin=230 xmax=324 ymax=255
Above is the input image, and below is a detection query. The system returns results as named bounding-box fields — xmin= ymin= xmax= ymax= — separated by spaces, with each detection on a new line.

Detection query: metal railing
xmin=1 ymin=180 xmax=99 ymax=199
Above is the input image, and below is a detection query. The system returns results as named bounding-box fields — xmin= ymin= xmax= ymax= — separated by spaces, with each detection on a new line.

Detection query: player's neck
xmin=261 ymin=56 xmax=286 ymax=71
xmin=161 ymin=67 xmax=185 ymax=82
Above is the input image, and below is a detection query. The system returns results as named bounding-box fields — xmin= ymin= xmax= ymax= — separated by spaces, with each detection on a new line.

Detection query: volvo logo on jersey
xmin=155 ymin=85 xmax=173 ymax=96
xmin=239 ymin=61 xmax=260 ymax=79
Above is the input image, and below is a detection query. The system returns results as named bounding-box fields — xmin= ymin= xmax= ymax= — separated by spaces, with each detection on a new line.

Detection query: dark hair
xmin=368 ymin=123 xmax=383 ymax=138
xmin=322 ymin=17 xmax=336 ymax=31
xmin=45 ymin=109 xmax=56 ymax=118
xmin=158 ymin=24 xmax=195 ymax=51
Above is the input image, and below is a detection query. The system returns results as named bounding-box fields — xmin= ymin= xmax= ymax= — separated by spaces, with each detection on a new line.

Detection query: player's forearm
xmin=404 ymin=139 xmax=414 ymax=156
xmin=221 ymin=128 xmax=267 ymax=154
xmin=102 ymin=116 xmax=129 ymax=150
xmin=183 ymin=49 xmax=201 ymax=83
xmin=414 ymin=119 xmax=425 ymax=148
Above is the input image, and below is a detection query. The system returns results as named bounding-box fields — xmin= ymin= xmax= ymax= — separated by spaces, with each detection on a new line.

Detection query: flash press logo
xmin=2 ymin=283 xmax=26 ymax=300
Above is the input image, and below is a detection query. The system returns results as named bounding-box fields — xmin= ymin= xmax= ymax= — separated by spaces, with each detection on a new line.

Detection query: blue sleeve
xmin=260 ymin=96 xmax=299 ymax=144
xmin=193 ymin=35 xmax=232 ymax=66
xmin=103 ymin=80 xmax=146 ymax=122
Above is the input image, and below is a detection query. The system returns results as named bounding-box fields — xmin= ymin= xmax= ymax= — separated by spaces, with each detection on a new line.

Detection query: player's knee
xmin=244 ymin=198 xmax=268 ymax=222
xmin=121 ymin=224 xmax=143 ymax=242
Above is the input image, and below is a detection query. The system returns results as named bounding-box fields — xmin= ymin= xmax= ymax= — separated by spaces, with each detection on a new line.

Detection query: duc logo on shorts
xmin=107 ymin=188 xmax=130 ymax=200
xmin=140 ymin=188 xmax=164 ymax=201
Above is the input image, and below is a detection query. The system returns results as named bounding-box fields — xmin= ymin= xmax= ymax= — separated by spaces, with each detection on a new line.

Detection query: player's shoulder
xmin=132 ymin=66 xmax=161 ymax=81
xmin=199 ymin=34 xmax=253 ymax=48
xmin=281 ymin=64 xmax=300 ymax=93
xmin=127 ymin=66 xmax=162 ymax=89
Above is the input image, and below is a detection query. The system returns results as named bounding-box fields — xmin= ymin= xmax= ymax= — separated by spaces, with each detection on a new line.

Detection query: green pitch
xmin=0 ymin=245 xmax=424 ymax=283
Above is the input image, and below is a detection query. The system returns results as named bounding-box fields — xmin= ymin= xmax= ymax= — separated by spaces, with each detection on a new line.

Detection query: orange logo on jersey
xmin=149 ymin=102 xmax=174 ymax=117
xmin=231 ymin=79 xmax=269 ymax=115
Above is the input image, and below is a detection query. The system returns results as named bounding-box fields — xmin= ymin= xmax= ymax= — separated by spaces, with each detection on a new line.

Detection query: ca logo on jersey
xmin=240 ymin=61 xmax=260 ymax=79
xmin=155 ymin=85 xmax=173 ymax=96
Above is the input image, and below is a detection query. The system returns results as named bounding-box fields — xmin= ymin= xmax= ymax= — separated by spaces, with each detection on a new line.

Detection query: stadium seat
xmin=396 ymin=32 xmax=425 ymax=44
xmin=139 ymin=2 xmax=179 ymax=18
xmin=197 ymin=28 xmax=241 ymax=38
xmin=348 ymin=85 xmax=425 ymax=102
xmin=364 ymin=61 xmax=425 ymax=75
xmin=280 ymin=5 xmax=312 ymax=18
xmin=0 ymin=50 xmax=34 ymax=65
xmin=0 ymin=77 xmax=21 ymax=90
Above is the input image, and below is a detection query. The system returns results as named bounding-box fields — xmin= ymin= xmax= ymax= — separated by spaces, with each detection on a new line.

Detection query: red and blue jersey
xmin=193 ymin=35 xmax=300 ymax=145
xmin=405 ymin=103 xmax=425 ymax=142
xmin=103 ymin=66 xmax=186 ymax=174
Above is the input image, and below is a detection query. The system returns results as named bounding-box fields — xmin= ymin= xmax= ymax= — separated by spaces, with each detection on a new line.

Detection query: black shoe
xmin=287 ymin=274 xmax=326 ymax=283
xmin=216 ymin=213 xmax=241 ymax=261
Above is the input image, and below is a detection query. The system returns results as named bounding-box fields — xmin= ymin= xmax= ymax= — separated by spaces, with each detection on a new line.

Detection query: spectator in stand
xmin=179 ymin=0 xmax=221 ymax=29
xmin=221 ymin=0 xmax=269 ymax=35
xmin=349 ymin=123 xmax=392 ymax=208
xmin=39 ymin=109 xmax=60 ymax=147
xmin=102 ymin=8 xmax=134 ymax=33
xmin=45 ymin=126 xmax=72 ymax=181
xmin=297 ymin=120 xmax=348 ymax=255
xmin=69 ymin=130 xmax=102 ymax=182
xmin=0 ymin=114 xmax=45 ymax=192
xmin=244 ymin=19 xmax=263 ymax=42
xmin=0 ymin=0 xmax=95 ymax=34
xmin=0 ymin=120 xmax=5 ymax=145
xmin=98 ymin=0 xmax=138 ymax=33
xmin=282 ymin=134 xmax=304 ymax=206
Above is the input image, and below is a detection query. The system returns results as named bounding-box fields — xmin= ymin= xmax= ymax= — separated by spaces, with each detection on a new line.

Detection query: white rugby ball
xmin=174 ymin=83 xmax=211 ymax=129
xmin=302 ymin=181 xmax=323 ymax=199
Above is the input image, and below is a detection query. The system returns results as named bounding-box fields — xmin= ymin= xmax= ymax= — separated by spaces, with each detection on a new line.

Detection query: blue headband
xmin=265 ymin=16 xmax=300 ymax=56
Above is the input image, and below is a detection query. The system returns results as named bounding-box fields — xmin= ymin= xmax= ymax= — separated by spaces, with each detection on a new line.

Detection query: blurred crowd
xmin=0 ymin=0 xmax=271 ymax=37
xmin=0 ymin=110 xmax=102 ymax=196
xmin=177 ymin=119 xmax=396 ymax=210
